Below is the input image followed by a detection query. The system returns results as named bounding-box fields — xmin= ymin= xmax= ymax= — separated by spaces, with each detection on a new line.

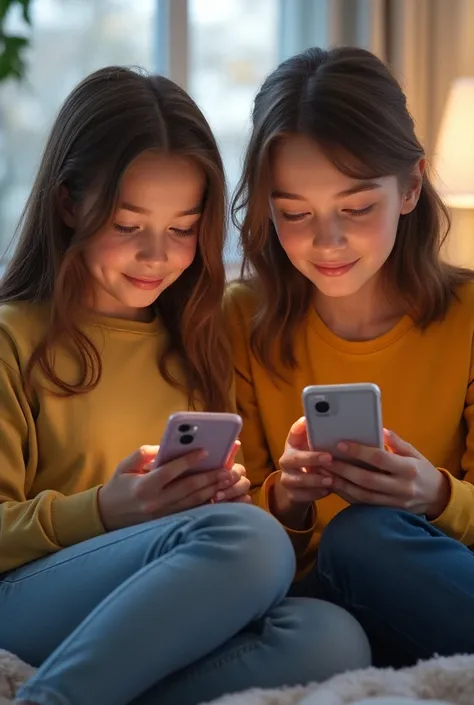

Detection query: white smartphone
xmin=152 ymin=411 xmax=243 ymax=473
xmin=302 ymin=383 xmax=383 ymax=468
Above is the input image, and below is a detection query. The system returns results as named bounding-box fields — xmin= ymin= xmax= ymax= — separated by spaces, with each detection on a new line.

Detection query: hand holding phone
xmin=273 ymin=384 xmax=384 ymax=528
xmin=152 ymin=411 xmax=250 ymax=505
xmin=302 ymin=383 xmax=383 ymax=469
xmin=152 ymin=412 xmax=243 ymax=472
xmin=98 ymin=445 xmax=233 ymax=531
xmin=271 ymin=416 xmax=334 ymax=532
xmin=211 ymin=441 xmax=252 ymax=505
xmin=323 ymin=427 xmax=451 ymax=517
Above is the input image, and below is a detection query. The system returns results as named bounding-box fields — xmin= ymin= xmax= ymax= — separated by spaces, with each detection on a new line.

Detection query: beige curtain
xmin=328 ymin=0 xmax=474 ymax=265
xmin=329 ymin=0 xmax=474 ymax=157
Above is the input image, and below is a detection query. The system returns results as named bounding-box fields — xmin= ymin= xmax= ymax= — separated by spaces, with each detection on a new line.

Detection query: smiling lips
xmin=311 ymin=260 xmax=359 ymax=277
xmin=123 ymin=274 xmax=164 ymax=290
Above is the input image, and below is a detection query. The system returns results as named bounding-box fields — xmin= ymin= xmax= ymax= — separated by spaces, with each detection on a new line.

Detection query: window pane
xmin=0 ymin=0 xmax=157 ymax=259
xmin=188 ymin=0 xmax=279 ymax=269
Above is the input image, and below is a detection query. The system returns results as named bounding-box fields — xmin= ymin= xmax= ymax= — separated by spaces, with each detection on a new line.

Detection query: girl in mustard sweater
xmin=227 ymin=46 xmax=474 ymax=666
xmin=0 ymin=67 xmax=370 ymax=705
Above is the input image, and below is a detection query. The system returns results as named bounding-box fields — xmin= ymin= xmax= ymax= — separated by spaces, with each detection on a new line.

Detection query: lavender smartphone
xmin=302 ymin=383 xmax=383 ymax=469
xmin=152 ymin=412 xmax=243 ymax=472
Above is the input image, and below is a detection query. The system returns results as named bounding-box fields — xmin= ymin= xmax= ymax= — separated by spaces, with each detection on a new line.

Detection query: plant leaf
xmin=0 ymin=0 xmax=33 ymax=25
xmin=18 ymin=0 xmax=32 ymax=25
xmin=0 ymin=0 xmax=32 ymax=81
xmin=1 ymin=33 xmax=29 ymax=50
xmin=0 ymin=0 xmax=11 ymax=23
xmin=0 ymin=34 xmax=29 ymax=82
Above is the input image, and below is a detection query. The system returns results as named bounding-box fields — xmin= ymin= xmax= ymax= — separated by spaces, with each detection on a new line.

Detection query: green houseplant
xmin=0 ymin=0 xmax=32 ymax=81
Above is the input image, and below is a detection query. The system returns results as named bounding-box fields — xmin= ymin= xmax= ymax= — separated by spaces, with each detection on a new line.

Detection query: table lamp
xmin=433 ymin=76 xmax=474 ymax=264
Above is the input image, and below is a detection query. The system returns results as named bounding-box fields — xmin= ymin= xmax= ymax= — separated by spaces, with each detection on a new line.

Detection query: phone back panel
xmin=302 ymin=384 xmax=383 ymax=457
xmin=154 ymin=412 xmax=242 ymax=472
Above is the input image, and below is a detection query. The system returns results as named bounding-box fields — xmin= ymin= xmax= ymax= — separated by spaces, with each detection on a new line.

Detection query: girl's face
xmin=83 ymin=150 xmax=205 ymax=320
xmin=270 ymin=134 xmax=422 ymax=300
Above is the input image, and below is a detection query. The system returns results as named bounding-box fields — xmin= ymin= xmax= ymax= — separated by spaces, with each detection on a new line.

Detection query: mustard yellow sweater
xmin=226 ymin=281 xmax=474 ymax=576
xmin=0 ymin=302 xmax=198 ymax=573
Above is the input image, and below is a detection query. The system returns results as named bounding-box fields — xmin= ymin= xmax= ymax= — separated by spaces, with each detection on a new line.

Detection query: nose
xmin=312 ymin=214 xmax=346 ymax=253
xmin=136 ymin=230 xmax=168 ymax=264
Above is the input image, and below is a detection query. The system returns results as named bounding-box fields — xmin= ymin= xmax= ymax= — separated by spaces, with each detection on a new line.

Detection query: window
xmin=188 ymin=0 xmax=279 ymax=267
xmin=0 ymin=0 xmax=328 ymax=271
xmin=0 ymin=0 xmax=157 ymax=257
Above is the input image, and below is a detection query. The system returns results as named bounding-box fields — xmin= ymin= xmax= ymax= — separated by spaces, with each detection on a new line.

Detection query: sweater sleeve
xmin=225 ymin=286 xmax=317 ymax=559
xmin=0 ymin=358 xmax=105 ymax=573
xmin=431 ymin=371 xmax=474 ymax=545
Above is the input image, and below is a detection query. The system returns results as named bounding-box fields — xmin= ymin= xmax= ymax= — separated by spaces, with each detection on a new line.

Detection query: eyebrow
xmin=271 ymin=182 xmax=382 ymax=200
xmin=120 ymin=202 xmax=203 ymax=216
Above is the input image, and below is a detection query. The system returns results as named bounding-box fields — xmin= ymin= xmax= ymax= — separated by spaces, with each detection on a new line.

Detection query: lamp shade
xmin=433 ymin=76 xmax=474 ymax=209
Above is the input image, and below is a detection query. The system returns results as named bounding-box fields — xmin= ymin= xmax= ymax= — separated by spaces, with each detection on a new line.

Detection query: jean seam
xmin=318 ymin=569 xmax=433 ymax=660
xmin=1 ymin=514 xmax=195 ymax=585
xmin=163 ymin=634 xmax=260 ymax=688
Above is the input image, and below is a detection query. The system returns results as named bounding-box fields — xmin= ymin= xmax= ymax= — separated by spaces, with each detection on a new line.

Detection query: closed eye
xmin=170 ymin=226 xmax=196 ymax=237
xmin=281 ymin=212 xmax=309 ymax=222
xmin=113 ymin=223 xmax=139 ymax=234
xmin=344 ymin=205 xmax=374 ymax=217
xmin=113 ymin=224 xmax=197 ymax=236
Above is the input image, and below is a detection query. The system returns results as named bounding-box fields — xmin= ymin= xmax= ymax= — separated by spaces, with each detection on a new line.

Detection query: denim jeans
xmin=350 ymin=700 xmax=452 ymax=705
xmin=302 ymin=698 xmax=451 ymax=705
xmin=315 ymin=504 xmax=474 ymax=667
xmin=0 ymin=503 xmax=370 ymax=705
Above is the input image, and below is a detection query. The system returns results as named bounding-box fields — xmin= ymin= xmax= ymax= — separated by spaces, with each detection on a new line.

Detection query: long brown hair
xmin=232 ymin=46 xmax=474 ymax=370
xmin=0 ymin=66 xmax=232 ymax=411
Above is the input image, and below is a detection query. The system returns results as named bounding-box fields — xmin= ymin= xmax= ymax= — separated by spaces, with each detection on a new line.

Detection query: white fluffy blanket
xmin=0 ymin=650 xmax=471 ymax=705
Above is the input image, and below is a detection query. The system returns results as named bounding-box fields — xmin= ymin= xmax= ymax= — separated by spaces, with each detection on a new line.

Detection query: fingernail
xmin=318 ymin=453 xmax=332 ymax=464
xmin=215 ymin=491 xmax=225 ymax=502
xmin=322 ymin=477 xmax=333 ymax=486
xmin=198 ymin=450 xmax=209 ymax=459
xmin=337 ymin=442 xmax=348 ymax=452
xmin=230 ymin=470 xmax=240 ymax=482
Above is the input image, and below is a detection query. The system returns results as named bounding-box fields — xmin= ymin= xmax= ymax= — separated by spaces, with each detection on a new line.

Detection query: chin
xmin=316 ymin=285 xmax=361 ymax=298
xmin=312 ymin=277 xmax=378 ymax=299
xmin=301 ymin=257 xmax=380 ymax=296
xmin=123 ymin=283 xmax=170 ymax=305
xmin=133 ymin=294 xmax=162 ymax=308
xmin=308 ymin=274 xmax=370 ymax=299
xmin=114 ymin=293 xmax=157 ymax=311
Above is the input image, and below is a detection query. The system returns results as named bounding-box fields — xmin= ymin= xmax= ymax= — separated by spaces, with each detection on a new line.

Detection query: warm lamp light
xmin=433 ymin=77 xmax=474 ymax=209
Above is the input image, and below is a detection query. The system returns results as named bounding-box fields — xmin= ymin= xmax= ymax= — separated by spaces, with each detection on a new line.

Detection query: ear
xmin=400 ymin=158 xmax=425 ymax=215
xmin=57 ymin=185 xmax=77 ymax=228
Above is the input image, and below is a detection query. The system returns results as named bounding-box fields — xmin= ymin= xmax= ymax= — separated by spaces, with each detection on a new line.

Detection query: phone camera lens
xmin=315 ymin=401 xmax=330 ymax=413
xmin=178 ymin=424 xmax=191 ymax=433
xmin=179 ymin=434 xmax=194 ymax=445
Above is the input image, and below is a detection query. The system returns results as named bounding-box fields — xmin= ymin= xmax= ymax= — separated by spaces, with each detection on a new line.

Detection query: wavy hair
xmin=232 ymin=46 xmax=473 ymax=370
xmin=0 ymin=67 xmax=232 ymax=410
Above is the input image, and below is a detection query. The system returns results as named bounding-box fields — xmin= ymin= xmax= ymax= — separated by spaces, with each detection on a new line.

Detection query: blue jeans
xmin=315 ymin=505 xmax=474 ymax=666
xmin=350 ymin=701 xmax=451 ymax=705
xmin=0 ymin=503 xmax=370 ymax=705
xmin=302 ymin=700 xmax=451 ymax=705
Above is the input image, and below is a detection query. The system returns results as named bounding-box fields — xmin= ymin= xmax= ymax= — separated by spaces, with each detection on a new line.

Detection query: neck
xmin=84 ymin=292 xmax=154 ymax=323
xmin=314 ymin=277 xmax=404 ymax=341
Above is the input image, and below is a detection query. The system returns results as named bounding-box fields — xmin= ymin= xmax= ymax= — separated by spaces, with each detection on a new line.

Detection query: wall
xmin=442 ymin=0 xmax=474 ymax=267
